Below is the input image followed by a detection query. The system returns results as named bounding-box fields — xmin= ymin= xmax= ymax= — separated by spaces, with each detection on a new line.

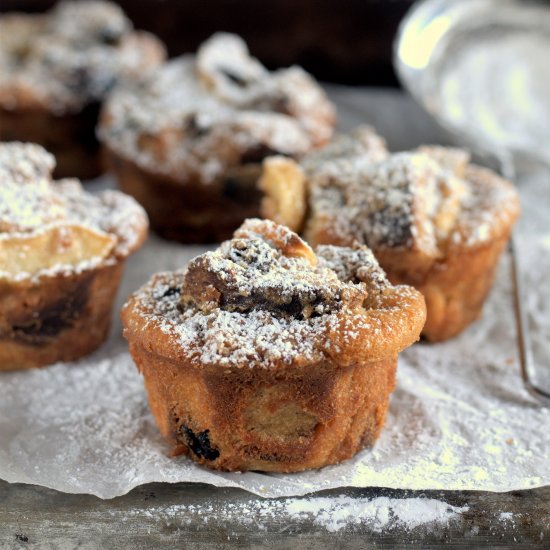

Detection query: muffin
xmin=122 ymin=219 xmax=425 ymax=472
xmin=262 ymin=127 xmax=520 ymax=341
xmin=0 ymin=142 xmax=148 ymax=371
xmin=99 ymin=32 xmax=336 ymax=243
xmin=0 ymin=1 xmax=165 ymax=179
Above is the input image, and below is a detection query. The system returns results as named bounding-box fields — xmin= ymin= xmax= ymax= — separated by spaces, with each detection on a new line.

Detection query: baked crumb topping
xmin=99 ymin=33 xmax=335 ymax=184
xmin=0 ymin=0 xmax=164 ymax=113
xmin=181 ymin=219 xmax=369 ymax=319
xmin=0 ymin=141 xmax=55 ymax=184
xmin=308 ymin=151 xmax=449 ymax=254
xmin=124 ymin=219 xmax=425 ymax=370
xmin=306 ymin=128 xmax=519 ymax=252
xmin=316 ymin=245 xmax=389 ymax=305
xmin=0 ymin=142 xmax=147 ymax=280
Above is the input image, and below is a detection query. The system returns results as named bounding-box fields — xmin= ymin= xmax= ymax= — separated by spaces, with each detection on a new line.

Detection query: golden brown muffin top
xmin=0 ymin=142 xmax=147 ymax=281
xmin=304 ymin=128 xmax=520 ymax=255
xmin=99 ymin=33 xmax=336 ymax=185
xmin=0 ymin=1 xmax=165 ymax=113
xmin=124 ymin=219 xmax=426 ymax=369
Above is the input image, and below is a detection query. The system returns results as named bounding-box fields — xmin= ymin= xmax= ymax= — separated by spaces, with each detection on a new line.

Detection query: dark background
xmin=1 ymin=0 xmax=414 ymax=86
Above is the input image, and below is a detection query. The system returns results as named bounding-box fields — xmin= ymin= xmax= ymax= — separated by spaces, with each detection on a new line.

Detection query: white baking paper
xmin=0 ymin=96 xmax=548 ymax=499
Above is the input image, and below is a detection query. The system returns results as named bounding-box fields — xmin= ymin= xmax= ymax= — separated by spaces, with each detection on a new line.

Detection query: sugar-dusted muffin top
xmin=0 ymin=1 xmax=165 ymax=113
xmin=0 ymin=142 xmax=148 ymax=280
xmin=305 ymin=127 xmax=520 ymax=255
xmin=180 ymin=219 xmax=372 ymax=319
xmin=302 ymin=125 xmax=389 ymax=171
xmin=124 ymin=219 xmax=425 ymax=369
xmin=99 ymin=33 xmax=336 ymax=184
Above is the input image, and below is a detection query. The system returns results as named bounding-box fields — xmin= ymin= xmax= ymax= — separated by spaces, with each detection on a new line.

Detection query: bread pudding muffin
xmin=122 ymin=219 xmax=425 ymax=472
xmin=0 ymin=143 xmax=148 ymax=370
xmin=0 ymin=1 xmax=165 ymax=179
xmin=99 ymin=33 xmax=335 ymax=243
xmin=262 ymin=127 xmax=520 ymax=341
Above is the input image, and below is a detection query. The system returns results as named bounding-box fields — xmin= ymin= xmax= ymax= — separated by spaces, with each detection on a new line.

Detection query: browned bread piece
xmin=122 ymin=218 xmax=425 ymax=472
xmin=0 ymin=142 xmax=148 ymax=370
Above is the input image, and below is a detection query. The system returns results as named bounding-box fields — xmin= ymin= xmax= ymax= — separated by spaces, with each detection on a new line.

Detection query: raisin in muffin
xmin=0 ymin=142 xmax=148 ymax=370
xmin=262 ymin=127 xmax=520 ymax=341
xmin=122 ymin=219 xmax=425 ymax=472
xmin=99 ymin=33 xmax=335 ymax=243
xmin=0 ymin=1 xmax=165 ymax=179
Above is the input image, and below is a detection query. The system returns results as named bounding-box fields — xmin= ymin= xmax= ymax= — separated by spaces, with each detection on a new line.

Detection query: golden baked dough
xmin=122 ymin=219 xmax=425 ymax=472
xmin=0 ymin=225 xmax=115 ymax=277
xmin=258 ymin=156 xmax=307 ymax=233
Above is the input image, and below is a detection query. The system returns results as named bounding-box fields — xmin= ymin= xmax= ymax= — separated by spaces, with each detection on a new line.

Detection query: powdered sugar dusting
xmin=136 ymin=272 xmax=326 ymax=368
xmin=0 ymin=143 xmax=64 ymax=232
xmin=306 ymin=128 xmax=519 ymax=252
xmin=0 ymin=142 xmax=147 ymax=281
xmin=0 ymin=0 xmax=164 ymax=113
xmin=0 ymin=92 xmax=547 ymax=504
xmin=111 ymin=495 xmax=469 ymax=534
xmin=99 ymin=33 xmax=334 ymax=183
xmin=283 ymin=496 xmax=468 ymax=532
xmin=126 ymin=219 xmax=412 ymax=368
xmin=54 ymin=180 xmax=148 ymax=258
xmin=0 ymin=180 xmax=548 ymax=497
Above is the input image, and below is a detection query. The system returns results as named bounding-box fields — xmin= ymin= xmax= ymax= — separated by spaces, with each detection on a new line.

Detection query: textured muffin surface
xmin=100 ymin=33 xmax=335 ymax=185
xmin=304 ymin=133 xmax=519 ymax=257
xmin=99 ymin=32 xmax=334 ymax=242
xmin=122 ymin=219 xmax=425 ymax=471
xmin=0 ymin=1 xmax=165 ymax=178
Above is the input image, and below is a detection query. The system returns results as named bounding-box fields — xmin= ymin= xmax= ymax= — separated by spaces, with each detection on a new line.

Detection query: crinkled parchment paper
xmin=0 ymin=97 xmax=548 ymax=499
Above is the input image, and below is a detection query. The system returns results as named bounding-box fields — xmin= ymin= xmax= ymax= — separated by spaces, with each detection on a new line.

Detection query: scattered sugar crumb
xmin=111 ymin=495 xmax=468 ymax=533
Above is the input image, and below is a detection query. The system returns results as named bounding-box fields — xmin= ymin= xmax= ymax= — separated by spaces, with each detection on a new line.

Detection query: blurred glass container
xmin=395 ymin=0 xmax=550 ymax=404
xmin=394 ymin=0 xmax=550 ymax=166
